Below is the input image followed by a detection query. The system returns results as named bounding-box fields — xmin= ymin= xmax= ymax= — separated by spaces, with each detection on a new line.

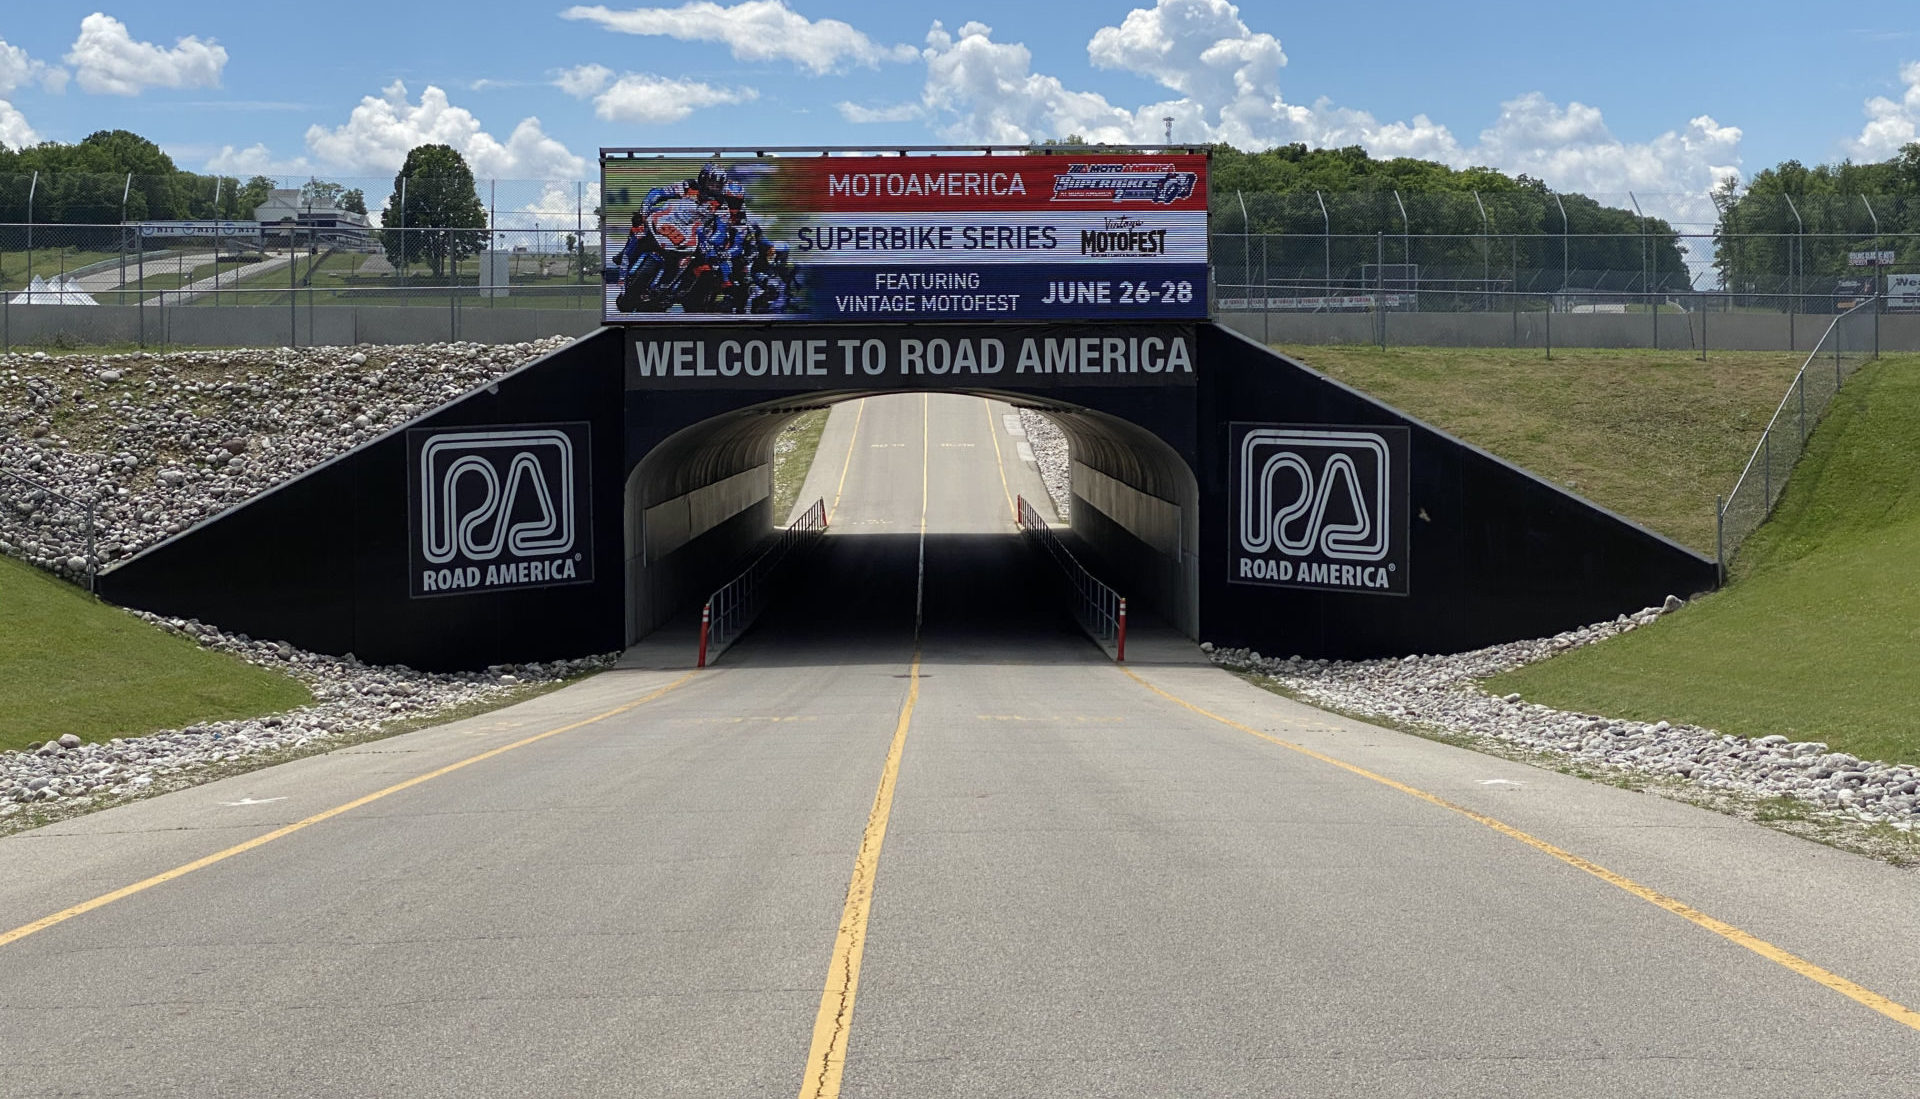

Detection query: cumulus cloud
xmin=204 ymin=142 xmax=311 ymax=177
xmin=553 ymin=63 xmax=613 ymax=98
xmin=554 ymin=68 xmax=756 ymax=123
xmin=1847 ymin=61 xmax=1920 ymax=161
xmin=562 ymin=0 xmax=916 ymax=74
xmin=64 ymin=13 xmax=226 ymax=96
xmin=911 ymin=1 xmax=1741 ymax=213
xmin=0 ymin=99 xmax=38 ymax=148
xmin=0 ymin=36 xmax=68 ymax=94
xmin=304 ymin=81 xmax=586 ymax=179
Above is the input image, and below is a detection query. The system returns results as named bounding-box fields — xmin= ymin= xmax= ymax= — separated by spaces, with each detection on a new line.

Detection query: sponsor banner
xmin=1229 ymin=423 xmax=1409 ymax=596
xmin=1890 ymin=272 xmax=1920 ymax=310
xmin=624 ymin=324 xmax=1197 ymax=389
xmin=1849 ymin=250 xmax=1897 ymax=267
xmin=599 ymin=152 xmax=1208 ymax=324
xmin=406 ymin=423 xmax=595 ymax=599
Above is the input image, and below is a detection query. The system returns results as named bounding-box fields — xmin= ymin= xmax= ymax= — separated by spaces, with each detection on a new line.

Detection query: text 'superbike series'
xmin=599 ymin=152 xmax=1209 ymax=325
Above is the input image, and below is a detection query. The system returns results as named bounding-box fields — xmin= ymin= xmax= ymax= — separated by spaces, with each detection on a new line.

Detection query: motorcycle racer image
xmin=603 ymin=159 xmax=805 ymax=316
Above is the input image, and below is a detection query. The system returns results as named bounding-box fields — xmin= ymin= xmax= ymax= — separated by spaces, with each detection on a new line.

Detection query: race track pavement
xmin=2 ymin=393 xmax=1916 ymax=1097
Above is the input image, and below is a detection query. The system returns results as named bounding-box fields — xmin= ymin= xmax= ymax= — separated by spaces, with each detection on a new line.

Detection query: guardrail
xmin=1016 ymin=494 xmax=1127 ymax=661
xmin=0 ymin=466 xmax=98 ymax=591
xmin=697 ymin=497 xmax=828 ymax=667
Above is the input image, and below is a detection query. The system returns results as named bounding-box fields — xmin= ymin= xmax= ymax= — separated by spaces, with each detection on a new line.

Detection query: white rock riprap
xmin=1205 ymin=605 xmax=1920 ymax=830
xmin=0 ymin=339 xmax=572 ymax=583
xmin=0 ymin=613 xmax=613 ymax=819
xmin=1016 ymin=408 xmax=1071 ymax=518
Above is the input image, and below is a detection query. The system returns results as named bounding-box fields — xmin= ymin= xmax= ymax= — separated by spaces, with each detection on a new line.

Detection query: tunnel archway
xmin=621 ymin=386 xmax=1200 ymax=647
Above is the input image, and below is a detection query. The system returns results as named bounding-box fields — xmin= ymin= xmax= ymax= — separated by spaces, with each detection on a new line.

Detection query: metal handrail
xmin=697 ymin=497 xmax=828 ymax=667
xmin=1016 ymin=494 xmax=1127 ymax=661
xmin=0 ymin=465 xmax=97 ymax=591
xmin=1716 ymin=295 xmax=1879 ymax=575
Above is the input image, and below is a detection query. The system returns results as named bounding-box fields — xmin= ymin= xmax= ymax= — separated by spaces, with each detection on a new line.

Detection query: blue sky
xmin=2 ymin=0 xmax=1916 ymax=226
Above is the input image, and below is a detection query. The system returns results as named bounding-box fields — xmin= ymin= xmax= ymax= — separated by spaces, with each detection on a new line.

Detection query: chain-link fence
xmin=1 ymin=175 xmax=1917 ymax=350
xmin=1715 ymin=297 xmax=1881 ymax=575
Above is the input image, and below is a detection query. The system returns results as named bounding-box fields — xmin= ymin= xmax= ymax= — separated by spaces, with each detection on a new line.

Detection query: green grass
xmin=772 ymin=408 xmax=831 ymax=523
xmin=0 ymin=555 xmax=311 ymax=751
xmin=1488 ymin=355 xmax=1920 ymax=765
xmin=1279 ymin=345 xmax=1807 ymax=552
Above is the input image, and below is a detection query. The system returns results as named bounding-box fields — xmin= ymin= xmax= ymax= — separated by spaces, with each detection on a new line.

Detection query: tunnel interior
xmin=622 ymin=389 xmax=1199 ymax=654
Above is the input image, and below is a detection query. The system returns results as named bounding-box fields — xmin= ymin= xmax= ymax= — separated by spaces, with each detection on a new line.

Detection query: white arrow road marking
xmin=1002 ymin=413 xmax=1026 ymax=437
xmin=1478 ymin=779 xmax=1524 ymax=786
xmin=220 ymin=797 xmax=288 ymax=806
xmin=1017 ymin=441 xmax=1036 ymax=463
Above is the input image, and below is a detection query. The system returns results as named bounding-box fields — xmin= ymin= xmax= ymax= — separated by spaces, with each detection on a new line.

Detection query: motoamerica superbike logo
xmin=406 ymin=424 xmax=593 ymax=598
xmin=1051 ymin=162 xmax=1198 ymax=204
xmin=1230 ymin=424 xmax=1409 ymax=596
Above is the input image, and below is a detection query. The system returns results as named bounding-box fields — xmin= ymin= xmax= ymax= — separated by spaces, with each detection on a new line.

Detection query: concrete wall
xmin=0 ymin=302 xmax=600 ymax=349
xmin=1215 ymin=309 xmax=1920 ymax=353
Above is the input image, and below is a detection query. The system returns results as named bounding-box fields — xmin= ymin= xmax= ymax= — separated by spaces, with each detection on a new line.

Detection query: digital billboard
xmin=599 ymin=151 xmax=1208 ymax=325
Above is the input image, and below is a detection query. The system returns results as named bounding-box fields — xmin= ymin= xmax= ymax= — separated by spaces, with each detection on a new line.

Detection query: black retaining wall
xmin=1192 ymin=323 xmax=1719 ymax=658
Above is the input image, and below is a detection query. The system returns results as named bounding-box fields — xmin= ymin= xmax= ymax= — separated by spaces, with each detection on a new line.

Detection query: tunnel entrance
xmin=623 ymin=385 xmax=1199 ymax=663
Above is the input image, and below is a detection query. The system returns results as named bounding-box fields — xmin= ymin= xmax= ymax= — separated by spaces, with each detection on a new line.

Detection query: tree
xmin=339 ymin=188 xmax=366 ymax=215
xmin=300 ymin=177 xmax=345 ymax=209
xmin=379 ymin=144 xmax=488 ymax=277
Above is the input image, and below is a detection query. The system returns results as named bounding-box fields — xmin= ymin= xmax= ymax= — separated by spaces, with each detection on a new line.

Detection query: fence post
xmin=1715 ymin=495 xmax=1725 ymax=585
xmin=1116 ymin=598 xmax=1128 ymax=663
xmin=1763 ymin=432 xmax=1771 ymax=508
xmin=288 ymin=227 xmax=298 ymax=349
xmin=1798 ymin=375 xmax=1807 ymax=444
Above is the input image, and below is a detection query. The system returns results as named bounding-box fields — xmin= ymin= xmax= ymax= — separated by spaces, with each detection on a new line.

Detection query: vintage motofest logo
xmin=407 ymin=424 xmax=594 ymax=598
xmin=1230 ymin=424 xmax=1409 ymax=596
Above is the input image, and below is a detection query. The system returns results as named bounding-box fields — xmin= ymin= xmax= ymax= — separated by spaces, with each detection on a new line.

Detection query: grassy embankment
xmin=1488 ymin=355 xmax=1920 ymax=765
xmin=772 ymin=408 xmax=832 ymax=523
xmin=1279 ymin=345 xmax=1808 ymax=553
xmin=0 ymin=554 xmax=311 ymax=751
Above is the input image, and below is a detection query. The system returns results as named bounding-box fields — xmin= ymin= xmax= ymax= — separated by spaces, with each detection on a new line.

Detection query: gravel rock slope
xmin=0 ymin=339 xmax=611 ymax=826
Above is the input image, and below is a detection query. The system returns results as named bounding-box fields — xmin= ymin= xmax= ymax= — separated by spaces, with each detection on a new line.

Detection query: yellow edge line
xmin=1119 ymin=665 xmax=1920 ymax=1034
xmin=799 ymin=651 xmax=921 ymax=1099
xmin=826 ymin=399 xmax=866 ymax=526
xmin=983 ymin=399 xmax=1017 ymax=525
xmin=0 ymin=670 xmax=700 ymax=951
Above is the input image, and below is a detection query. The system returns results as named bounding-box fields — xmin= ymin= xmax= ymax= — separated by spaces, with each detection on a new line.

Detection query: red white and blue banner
xmin=600 ymin=152 xmax=1209 ymax=324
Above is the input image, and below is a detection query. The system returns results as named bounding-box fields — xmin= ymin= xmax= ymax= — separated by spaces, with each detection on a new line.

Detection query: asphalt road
xmin=2 ymin=393 xmax=1918 ymax=1096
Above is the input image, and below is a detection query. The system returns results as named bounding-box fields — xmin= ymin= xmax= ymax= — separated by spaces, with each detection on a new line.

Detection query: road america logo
xmin=406 ymin=424 xmax=594 ymax=598
xmin=1230 ymin=424 xmax=1409 ymax=596
xmin=1051 ymin=162 xmax=1198 ymax=204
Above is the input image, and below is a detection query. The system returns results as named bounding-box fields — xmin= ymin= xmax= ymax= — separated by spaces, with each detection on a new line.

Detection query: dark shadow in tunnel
xmin=717 ymin=531 xmax=1116 ymax=668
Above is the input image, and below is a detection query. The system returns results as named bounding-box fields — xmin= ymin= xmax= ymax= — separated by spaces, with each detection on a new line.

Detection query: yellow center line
xmin=1119 ymin=665 xmax=1920 ymax=1034
xmin=983 ymin=399 xmax=1017 ymax=525
xmin=798 ymin=650 xmax=922 ymax=1099
xmin=0 ymin=671 xmax=700 ymax=951
xmin=826 ymin=399 xmax=867 ymax=526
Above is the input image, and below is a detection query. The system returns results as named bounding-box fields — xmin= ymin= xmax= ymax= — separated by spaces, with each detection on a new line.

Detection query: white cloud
xmin=1847 ymin=61 xmax=1920 ymax=161
xmin=204 ymin=142 xmax=311 ymax=177
xmin=64 ymin=13 xmax=225 ymax=96
xmin=0 ymin=99 xmax=38 ymax=148
xmin=913 ymin=2 xmax=1741 ymax=217
xmin=838 ymin=100 xmax=921 ymax=124
xmin=562 ymin=0 xmax=916 ymax=74
xmin=304 ymin=81 xmax=586 ymax=179
xmin=554 ymin=68 xmax=756 ymax=123
xmin=553 ymin=63 xmax=613 ymax=98
xmin=0 ymin=36 xmax=68 ymax=94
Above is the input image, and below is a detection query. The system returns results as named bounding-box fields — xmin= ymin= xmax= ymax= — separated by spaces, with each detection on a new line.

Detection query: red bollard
xmin=1116 ymin=598 xmax=1128 ymax=663
xmin=697 ymin=602 xmax=712 ymax=668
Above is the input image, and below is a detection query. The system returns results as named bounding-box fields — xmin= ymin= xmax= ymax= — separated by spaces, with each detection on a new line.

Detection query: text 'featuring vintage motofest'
xmin=1230 ymin=423 xmax=1410 ymax=596
xmin=600 ymin=153 xmax=1207 ymax=325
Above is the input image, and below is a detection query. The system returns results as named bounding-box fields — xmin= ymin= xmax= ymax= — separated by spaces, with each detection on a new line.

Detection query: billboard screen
xmin=599 ymin=152 xmax=1208 ymax=325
